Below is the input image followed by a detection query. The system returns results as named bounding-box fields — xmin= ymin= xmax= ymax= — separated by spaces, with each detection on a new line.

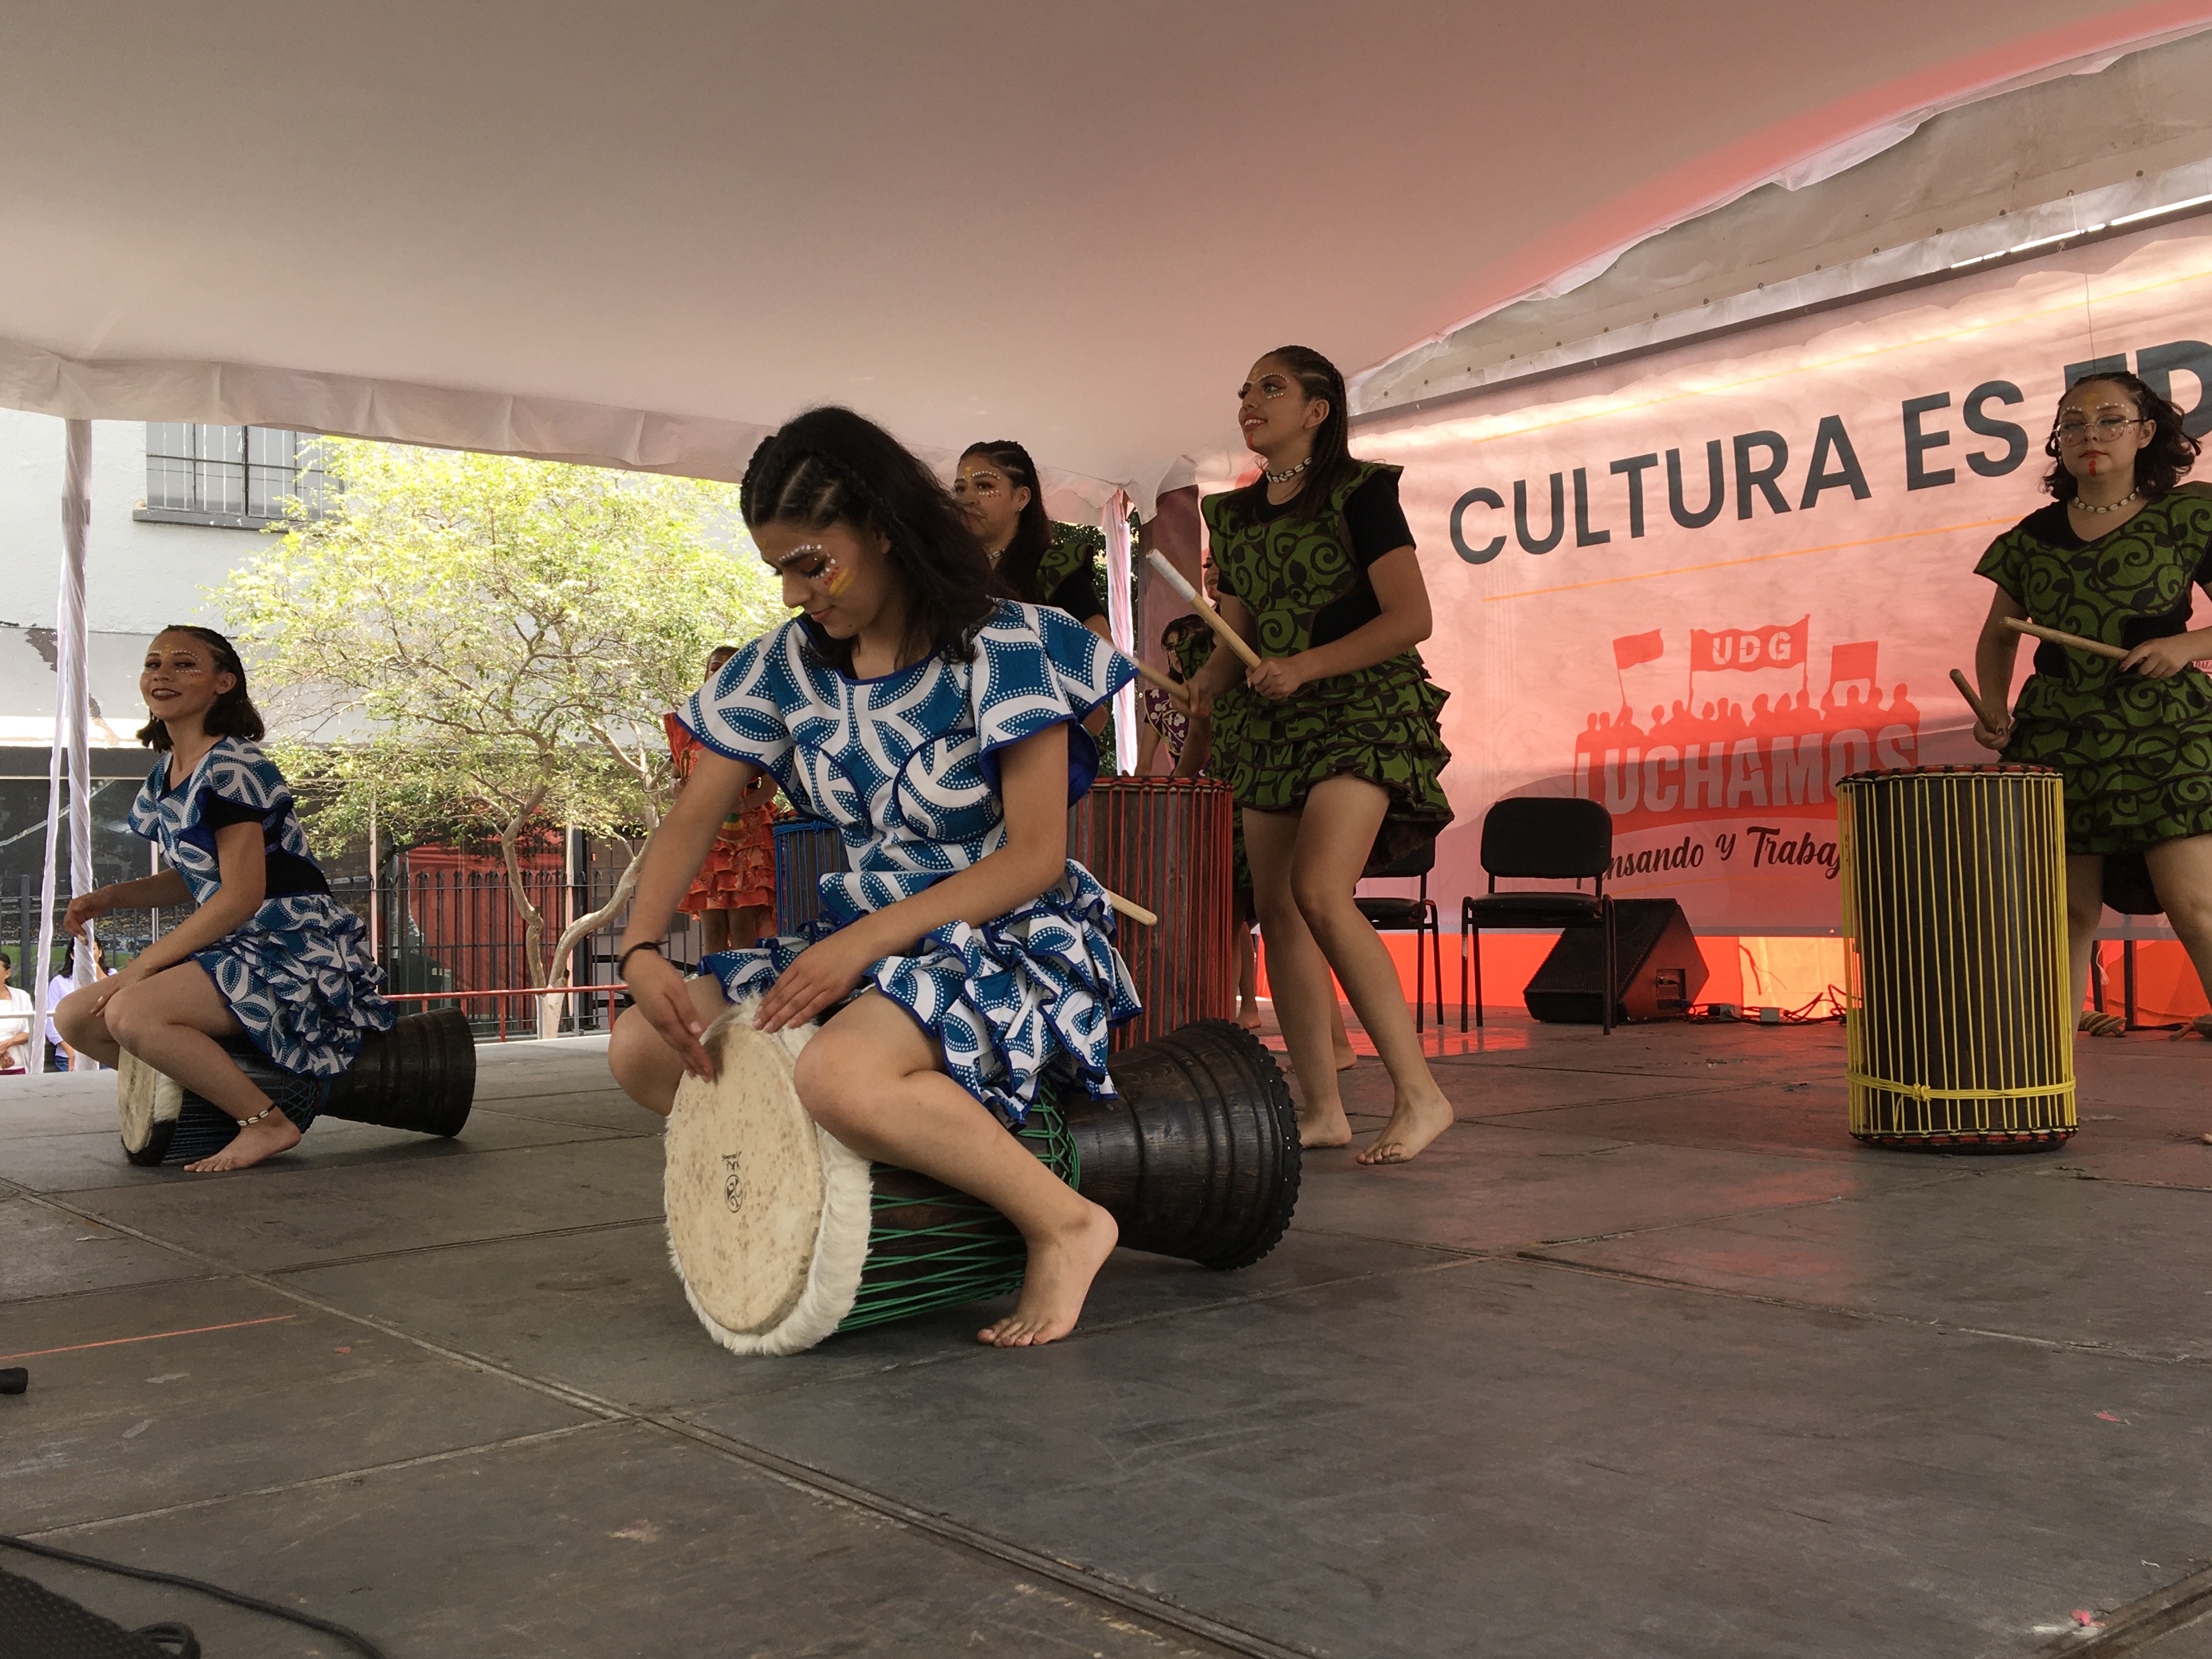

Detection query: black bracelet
xmin=616 ymin=942 xmax=664 ymax=978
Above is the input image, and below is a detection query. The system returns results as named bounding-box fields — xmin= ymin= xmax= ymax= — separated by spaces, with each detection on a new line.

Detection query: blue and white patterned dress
xmin=127 ymin=737 xmax=394 ymax=1078
xmin=683 ymin=601 xmax=1141 ymax=1125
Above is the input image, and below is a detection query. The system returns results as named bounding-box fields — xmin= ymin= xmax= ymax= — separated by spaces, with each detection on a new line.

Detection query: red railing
xmin=383 ymin=983 xmax=629 ymax=1042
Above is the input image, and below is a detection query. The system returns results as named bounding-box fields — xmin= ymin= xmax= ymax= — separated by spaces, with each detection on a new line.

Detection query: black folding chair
xmin=1461 ymin=798 xmax=1617 ymax=1035
xmin=1356 ymin=838 xmax=1443 ymax=1032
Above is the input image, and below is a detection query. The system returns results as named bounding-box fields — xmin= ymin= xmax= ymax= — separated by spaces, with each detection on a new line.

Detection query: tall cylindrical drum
xmin=1069 ymin=778 xmax=1236 ymax=1049
xmin=1837 ymin=765 xmax=2074 ymax=1149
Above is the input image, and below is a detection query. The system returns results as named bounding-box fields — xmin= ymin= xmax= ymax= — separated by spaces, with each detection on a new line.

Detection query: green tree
xmin=222 ymin=440 xmax=783 ymax=1027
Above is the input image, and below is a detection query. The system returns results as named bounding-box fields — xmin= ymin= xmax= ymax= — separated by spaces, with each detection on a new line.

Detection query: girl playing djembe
xmin=56 ymin=627 xmax=393 ymax=1171
xmin=609 ymin=407 xmax=1139 ymax=1348
xmin=1971 ymin=371 xmax=2212 ymax=1032
xmin=1183 ymin=346 xmax=1455 ymax=1163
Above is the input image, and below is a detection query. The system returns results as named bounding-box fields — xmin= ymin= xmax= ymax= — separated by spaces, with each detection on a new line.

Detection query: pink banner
xmin=1364 ymin=218 xmax=2212 ymax=931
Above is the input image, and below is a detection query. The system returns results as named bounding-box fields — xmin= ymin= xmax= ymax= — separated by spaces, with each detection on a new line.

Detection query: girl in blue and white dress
xmin=609 ymin=407 xmax=1140 ymax=1350
xmin=58 ymin=627 xmax=393 ymax=1172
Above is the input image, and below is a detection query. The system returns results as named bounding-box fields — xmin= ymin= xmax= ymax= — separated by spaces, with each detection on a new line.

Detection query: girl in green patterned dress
xmin=1184 ymin=347 xmax=1455 ymax=1163
xmin=1971 ymin=371 xmax=2212 ymax=1032
xmin=953 ymin=439 xmax=1116 ymax=768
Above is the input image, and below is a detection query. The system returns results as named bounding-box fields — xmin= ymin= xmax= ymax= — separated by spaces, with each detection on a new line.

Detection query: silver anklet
xmin=236 ymin=1102 xmax=283 ymax=1127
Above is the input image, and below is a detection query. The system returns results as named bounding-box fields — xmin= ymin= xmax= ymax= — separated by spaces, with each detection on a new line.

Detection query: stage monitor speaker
xmin=1523 ymin=898 xmax=1707 ymax=1025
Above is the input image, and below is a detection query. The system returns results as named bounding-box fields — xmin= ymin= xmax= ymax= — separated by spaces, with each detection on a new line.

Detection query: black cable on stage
xmin=0 ymin=1532 xmax=390 ymax=1659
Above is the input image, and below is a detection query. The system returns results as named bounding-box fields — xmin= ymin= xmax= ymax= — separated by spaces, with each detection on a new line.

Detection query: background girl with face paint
xmin=952 ymin=439 xmax=1116 ymax=768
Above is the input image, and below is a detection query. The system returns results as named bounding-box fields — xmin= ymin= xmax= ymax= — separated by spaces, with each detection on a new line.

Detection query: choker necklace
xmin=2073 ymin=489 xmax=2141 ymax=516
xmin=1262 ymin=458 xmax=1310 ymax=485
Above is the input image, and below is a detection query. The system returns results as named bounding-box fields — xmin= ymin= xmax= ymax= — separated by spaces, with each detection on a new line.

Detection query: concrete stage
xmin=4 ymin=1013 xmax=2211 ymax=1658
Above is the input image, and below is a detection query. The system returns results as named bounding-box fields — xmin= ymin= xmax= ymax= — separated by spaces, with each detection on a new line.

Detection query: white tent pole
xmin=1103 ymin=491 xmax=1135 ymax=772
xmin=30 ymin=418 xmax=93 ymax=1074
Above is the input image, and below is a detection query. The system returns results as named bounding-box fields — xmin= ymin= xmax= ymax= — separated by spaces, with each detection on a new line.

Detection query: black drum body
xmin=834 ymin=1019 xmax=1301 ymax=1335
xmin=1062 ymin=1018 xmax=1299 ymax=1269
xmin=120 ymin=1009 xmax=476 ymax=1166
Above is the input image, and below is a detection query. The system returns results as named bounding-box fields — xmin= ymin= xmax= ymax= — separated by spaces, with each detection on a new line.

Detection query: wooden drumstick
xmin=1132 ymin=659 xmax=1190 ymax=709
xmin=1948 ymin=669 xmax=2001 ymax=731
xmin=1145 ymin=551 xmax=1263 ymax=672
xmin=2002 ymin=615 xmax=2128 ymax=662
xmin=1104 ymin=889 xmax=1158 ymax=927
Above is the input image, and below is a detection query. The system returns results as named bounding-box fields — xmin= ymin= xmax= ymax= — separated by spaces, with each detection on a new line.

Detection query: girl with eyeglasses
xmin=1971 ymin=371 xmax=2212 ymax=1032
xmin=608 ymin=408 xmax=1139 ymax=1347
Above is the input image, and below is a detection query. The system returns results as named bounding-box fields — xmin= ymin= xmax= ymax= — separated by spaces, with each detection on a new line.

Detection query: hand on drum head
xmin=629 ymin=951 xmax=715 ymax=1079
xmin=1971 ymin=714 xmax=2013 ymax=752
xmin=753 ymin=930 xmax=877 ymax=1034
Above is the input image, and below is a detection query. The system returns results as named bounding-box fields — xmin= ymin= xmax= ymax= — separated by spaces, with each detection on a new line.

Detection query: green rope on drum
xmin=836 ymin=1093 xmax=1082 ymax=1332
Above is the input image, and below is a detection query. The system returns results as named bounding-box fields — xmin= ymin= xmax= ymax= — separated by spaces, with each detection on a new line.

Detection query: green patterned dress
xmin=1023 ymin=521 xmax=1116 ymax=774
xmin=1976 ymin=489 xmax=2212 ymax=854
xmin=1201 ymin=461 xmax=1453 ymax=872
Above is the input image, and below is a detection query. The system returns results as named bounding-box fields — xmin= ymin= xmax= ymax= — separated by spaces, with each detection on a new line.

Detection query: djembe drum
xmin=1837 ymin=766 xmax=2075 ymax=1149
xmin=663 ymin=1008 xmax=1299 ymax=1355
xmin=116 ymin=1008 xmax=477 ymax=1166
xmin=1069 ymin=777 xmax=1237 ymax=1049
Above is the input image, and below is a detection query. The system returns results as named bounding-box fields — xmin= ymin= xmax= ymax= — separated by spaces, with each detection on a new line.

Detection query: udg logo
xmin=721 ymin=1152 xmax=741 ymax=1212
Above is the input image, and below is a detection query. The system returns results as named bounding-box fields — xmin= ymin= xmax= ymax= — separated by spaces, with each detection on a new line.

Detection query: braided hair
xmin=741 ymin=408 xmax=1004 ymax=674
xmin=137 ymin=625 xmax=266 ymax=751
xmin=958 ymin=439 xmax=1056 ymax=602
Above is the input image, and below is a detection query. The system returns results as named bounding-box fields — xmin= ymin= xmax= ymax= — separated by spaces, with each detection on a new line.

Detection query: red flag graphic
xmin=1612 ymin=629 xmax=1664 ymax=671
xmin=1830 ymin=640 xmax=1878 ymax=685
xmin=1690 ymin=617 xmax=1810 ymax=673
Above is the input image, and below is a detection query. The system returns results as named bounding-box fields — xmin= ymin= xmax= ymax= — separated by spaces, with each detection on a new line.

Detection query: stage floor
xmin=4 ymin=1012 xmax=2211 ymax=1658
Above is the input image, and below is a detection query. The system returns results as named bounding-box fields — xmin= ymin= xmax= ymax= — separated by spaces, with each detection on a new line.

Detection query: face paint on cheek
xmin=820 ymin=557 xmax=854 ymax=597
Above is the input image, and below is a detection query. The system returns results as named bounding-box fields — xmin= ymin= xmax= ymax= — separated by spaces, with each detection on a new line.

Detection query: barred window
xmin=138 ymin=424 xmax=332 ymax=528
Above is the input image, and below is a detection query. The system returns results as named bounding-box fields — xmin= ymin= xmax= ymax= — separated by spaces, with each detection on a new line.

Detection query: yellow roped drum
xmin=1836 ymin=765 xmax=2075 ymax=1150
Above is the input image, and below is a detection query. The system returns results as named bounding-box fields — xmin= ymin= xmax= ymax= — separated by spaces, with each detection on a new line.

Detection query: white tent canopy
xmin=5 ymin=1 xmax=2210 ymax=504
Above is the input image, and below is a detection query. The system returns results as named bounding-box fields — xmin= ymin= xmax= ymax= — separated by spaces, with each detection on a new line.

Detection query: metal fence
xmin=377 ymin=840 xmax=655 ymax=1041
xmin=3 ymin=825 xmax=850 ymax=1047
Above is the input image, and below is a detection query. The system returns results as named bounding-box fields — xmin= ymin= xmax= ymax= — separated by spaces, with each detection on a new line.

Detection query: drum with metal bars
xmin=1837 ymin=765 xmax=2075 ymax=1149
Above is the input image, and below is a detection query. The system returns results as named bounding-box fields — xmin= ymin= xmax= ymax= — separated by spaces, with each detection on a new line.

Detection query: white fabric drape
xmin=1102 ymin=493 xmax=1135 ymax=770
xmin=30 ymin=419 xmax=94 ymax=1073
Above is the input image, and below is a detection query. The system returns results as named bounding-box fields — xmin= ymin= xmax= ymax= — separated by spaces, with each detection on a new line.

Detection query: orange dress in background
xmin=664 ymin=713 xmax=777 ymax=915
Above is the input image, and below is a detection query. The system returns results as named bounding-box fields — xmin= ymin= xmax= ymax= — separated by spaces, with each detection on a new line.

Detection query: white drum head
xmin=664 ymin=1005 xmax=870 ymax=1356
xmin=116 ymin=1047 xmax=183 ymax=1155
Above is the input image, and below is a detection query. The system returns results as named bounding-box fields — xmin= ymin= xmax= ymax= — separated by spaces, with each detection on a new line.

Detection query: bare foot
xmin=978 ymin=1202 xmax=1118 ymax=1348
xmin=1237 ymin=1002 xmax=1264 ymax=1031
xmin=1334 ymin=1040 xmax=1357 ymax=1072
xmin=1299 ymin=1103 xmax=1353 ymax=1148
xmin=184 ymin=1109 xmax=301 ymax=1172
xmin=1355 ymin=1088 xmax=1454 ymax=1166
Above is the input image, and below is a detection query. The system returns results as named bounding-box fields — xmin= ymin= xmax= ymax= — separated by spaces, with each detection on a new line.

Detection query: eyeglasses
xmin=2052 ymin=414 xmax=2144 ymax=447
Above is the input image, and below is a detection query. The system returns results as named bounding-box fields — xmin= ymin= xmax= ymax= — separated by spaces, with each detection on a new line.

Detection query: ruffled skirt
xmin=193 ymin=894 xmax=396 ymax=1078
xmin=699 ymin=860 xmax=1141 ymax=1126
xmin=2005 ymin=668 xmax=2212 ymax=855
xmin=1215 ymin=651 xmax=1454 ymax=873
xmin=680 ymin=803 xmax=777 ymax=914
